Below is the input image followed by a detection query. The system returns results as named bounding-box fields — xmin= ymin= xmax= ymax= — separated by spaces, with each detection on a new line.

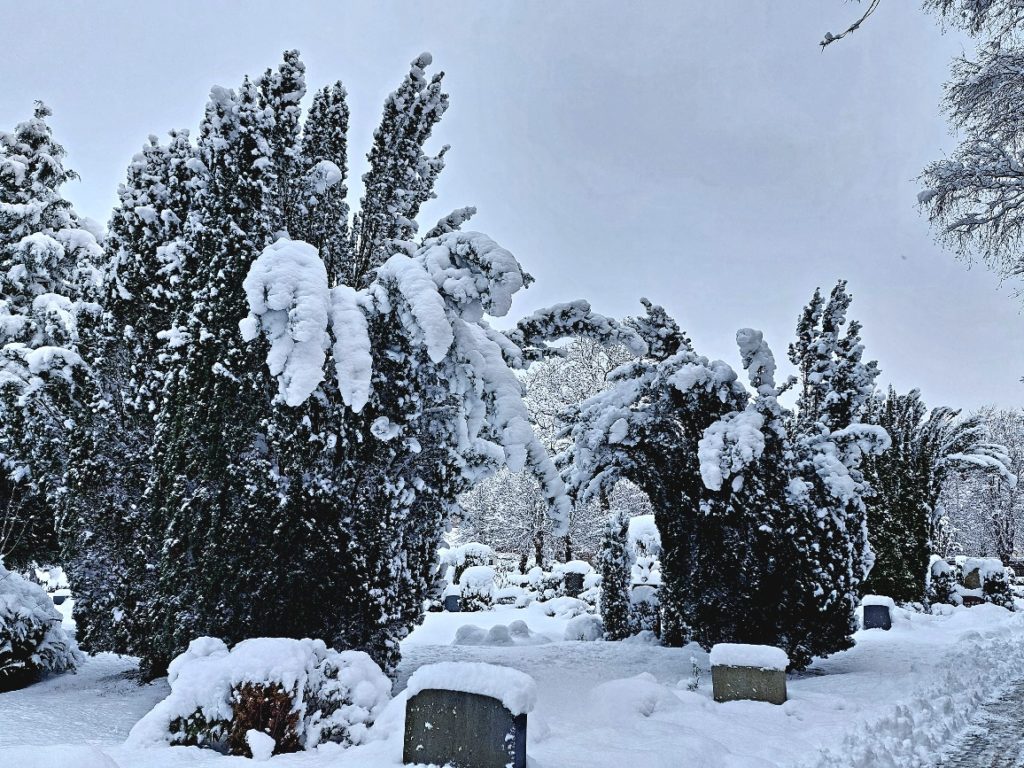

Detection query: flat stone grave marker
xmin=861 ymin=595 xmax=895 ymax=630
xmin=710 ymin=643 xmax=788 ymax=705
xmin=443 ymin=594 xmax=461 ymax=612
xmin=403 ymin=662 xmax=535 ymax=768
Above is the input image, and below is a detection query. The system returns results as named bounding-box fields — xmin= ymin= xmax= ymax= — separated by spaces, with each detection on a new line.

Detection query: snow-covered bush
xmin=442 ymin=543 xmax=495 ymax=584
xmin=539 ymin=596 xmax=590 ymax=619
xmin=927 ymin=556 xmax=960 ymax=607
xmin=128 ymin=637 xmax=391 ymax=756
xmin=631 ymin=585 xmax=661 ymax=635
xmin=564 ymin=613 xmax=604 ymax=641
xmin=0 ymin=560 xmax=81 ymax=690
xmin=981 ymin=560 xmax=1015 ymax=611
xmin=458 ymin=565 xmax=496 ymax=612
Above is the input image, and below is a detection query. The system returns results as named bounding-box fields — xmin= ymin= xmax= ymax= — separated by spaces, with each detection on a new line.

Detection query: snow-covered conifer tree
xmin=787 ymin=281 xmax=888 ymax=658
xmin=347 ymin=53 xmax=450 ymax=288
xmin=0 ymin=103 xmax=102 ymax=569
xmin=290 ymin=82 xmax=351 ymax=283
xmin=561 ymin=300 xmax=749 ymax=646
xmin=144 ymin=55 xmax=309 ymax=676
xmin=58 ymin=128 xmax=200 ymax=655
xmin=598 ymin=509 xmax=634 ymax=640
xmin=862 ymin=389 xmax=1014 ymax=603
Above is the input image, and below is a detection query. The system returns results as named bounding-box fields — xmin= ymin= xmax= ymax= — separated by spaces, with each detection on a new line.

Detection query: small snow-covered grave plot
xmin=958 ymin=557 xmax=1016 ymax=610
xmin=403 ymin=661 xmax=535 ymax=768
xmin=709 ymin=643 xmax=788 ymax=705
xmin=127 ymin=637 xmax=391 ymax=757
xmin=861 ymin=594 xmax=895 ymax=630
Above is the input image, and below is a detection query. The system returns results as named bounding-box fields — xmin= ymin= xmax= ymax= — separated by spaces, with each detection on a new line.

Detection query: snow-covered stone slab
xmin=710 ymin=643 xmax=788 ymax=705
xmin=861 ymin=594 xmax=894 ymax=630
xmin=403 ymin=662 xmax=534 ymax=768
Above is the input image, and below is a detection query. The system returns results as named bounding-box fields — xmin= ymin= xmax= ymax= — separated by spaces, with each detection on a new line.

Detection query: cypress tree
xmin=145 ymin=57 xmax=307 ymax=676
xmin=0 ymin=103 xmax=101 ymax=569
xmin=59 ymin=129 xmax=199 ymax=654
xmin=787 ymin=281 xmax=887 ymax=658
xmin=598 ymin=509 xmax=634 ymax=640
xmin=862 ymin=388 xmax=1013 ymax=603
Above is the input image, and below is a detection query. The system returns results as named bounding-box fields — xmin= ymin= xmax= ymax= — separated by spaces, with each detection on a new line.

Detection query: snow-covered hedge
xmin=927 ymin=556 xmax=960 ymax=607
xmin=458 ymin=565 xmax=496 ymax=611
xmin=128 ymin=637 xmax=391 ymax=757
xmin=441 ymin=543 xmax=494 ymax=584
xmin=981 ymin=561 xmax=1015 ymax=611
xmin=0 ymin=560 xmax=81 ymax=690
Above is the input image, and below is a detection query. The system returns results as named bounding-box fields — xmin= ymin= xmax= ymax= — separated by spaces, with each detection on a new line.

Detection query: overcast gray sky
xmin=2 ymin=1 xmax=1020 ymax=409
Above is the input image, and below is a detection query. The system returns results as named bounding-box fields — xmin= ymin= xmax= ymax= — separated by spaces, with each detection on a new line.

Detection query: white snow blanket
xmin=5 ymin=604 xmax=1024 ymax=767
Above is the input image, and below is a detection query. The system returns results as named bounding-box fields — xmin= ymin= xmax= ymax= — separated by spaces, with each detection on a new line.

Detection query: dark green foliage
xmin=927 ymin=558 xmax=959 ymax=606
xmin=983 ymin=566 xmax=1015 ymax=610
xmin=598 ymin=509 xmax=633 ymax=640
xmin=787 ymin=281 xmax=884 ymax=660
xmin=862 ymin=388 xmax=1013 ymax=604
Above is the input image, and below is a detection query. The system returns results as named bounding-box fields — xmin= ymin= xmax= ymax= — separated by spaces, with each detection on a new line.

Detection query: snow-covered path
xmin=936 ymin=679 xmax=1024 ymax=767
xmin=0 ymin=652 xmax=168 ymax=747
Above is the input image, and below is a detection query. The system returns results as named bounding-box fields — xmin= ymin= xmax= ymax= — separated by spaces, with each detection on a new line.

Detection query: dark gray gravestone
xmin=862 ymin=604 xmax=892 ymax=630
xmin=563 ymin=572 xmax=585 ymax=598
xmin=443 ymin=595 xmax=461 ymax=612
xmin=711 ymin=665 xmax=787 ymax=705
xmin=403 ymin=688 xmax=527 ymax=768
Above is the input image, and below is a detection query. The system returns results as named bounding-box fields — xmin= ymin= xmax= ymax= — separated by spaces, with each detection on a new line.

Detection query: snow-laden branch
xmin=242 ymin=231 xmax=584 ymax=533
xmin=505 ymin=300 xmax=647 ymax=367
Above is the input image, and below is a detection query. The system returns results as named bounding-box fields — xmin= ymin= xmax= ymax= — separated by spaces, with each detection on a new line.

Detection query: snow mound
xmin=0 ymin=560 xmax=81 ymax=689
xmin=536 ymin=596 xmax=590 ymax=619
xmin=441 ymin=542 xmax=494 ymax=568
xmin=590 ymin=672 xmax=683 ymax=721
xmin=246 ymin=729 xmax=275 ymax=761
xmin=627 ymin=513 xmax=661 ymax=556
xmin=564 ymin=614 xmax=604 ymax=641
xmin=127 ymin=636 xmax=391 ymax=753
xmin=709 ymin=643 xmax=788 ymax=671
xmin=0 ymin=745 xmax=118 ymax=768
xmin=405 ymin=662 xmax=537 ymax=716
xmin=453 ymin=621 xmax=550 ymax=647
xmin=555 ymin=560 xmax=594 ymax=576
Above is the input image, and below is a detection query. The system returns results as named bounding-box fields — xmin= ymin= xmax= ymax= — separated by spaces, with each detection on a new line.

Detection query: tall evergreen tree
xmin=862 ymin=388 xmax=1013 ymax=602
xmin=0 ymin=103 xmax=102 ymax=569
xmin=58 ymin=128 xmax=199 ymax=654
xmin=347 ymin=53 xmax=449 ymax=288
xmin=598 ymin=508 xmax=634 ymax=641
xmin=787 ymin=281 xmax=888 ymax=657
xmin=144 ymin=57 xmax=308 ymax=676
xmin=291 ymin=82 xmax=351 ymax=283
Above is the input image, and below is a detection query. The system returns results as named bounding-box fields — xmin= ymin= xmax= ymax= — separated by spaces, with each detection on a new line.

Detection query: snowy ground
xmin=3 ymin=602 xmax=1024 ymax=767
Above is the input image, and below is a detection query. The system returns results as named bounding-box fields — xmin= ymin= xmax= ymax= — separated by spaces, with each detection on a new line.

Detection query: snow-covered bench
xmin=709 ymin=643 xmax=788 ymax=705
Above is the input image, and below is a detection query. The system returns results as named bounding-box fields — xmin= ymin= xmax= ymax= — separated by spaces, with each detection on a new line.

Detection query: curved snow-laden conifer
xmin=243 ymin=230 xmax=602 ymax=534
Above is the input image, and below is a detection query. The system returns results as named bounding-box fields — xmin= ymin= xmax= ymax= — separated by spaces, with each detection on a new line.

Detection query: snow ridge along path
xmin=808 ymin=607 xmax=1024 ymax=768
